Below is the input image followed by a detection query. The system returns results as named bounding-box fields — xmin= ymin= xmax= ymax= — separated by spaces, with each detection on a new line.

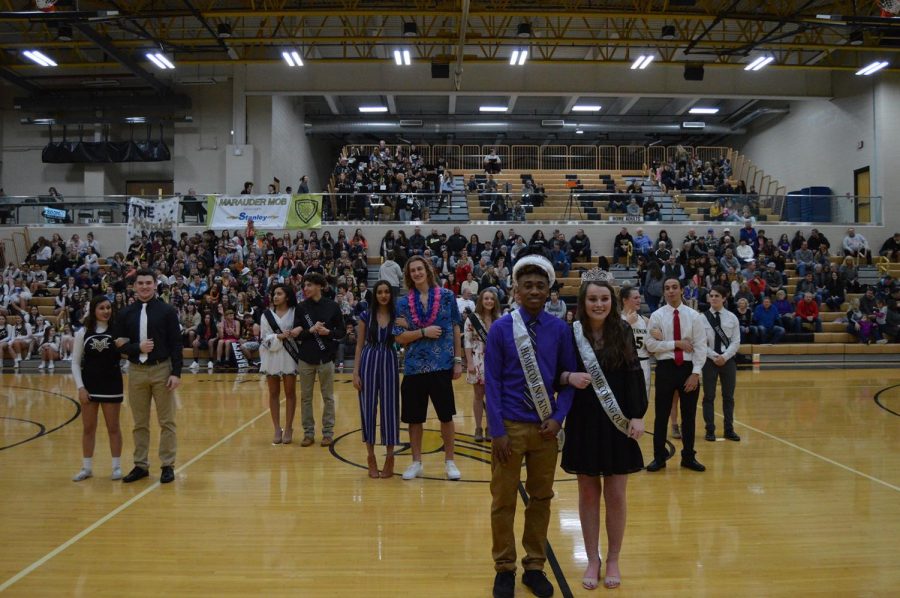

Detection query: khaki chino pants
xmin=298 ymin=360 xmax=335 ymax=439
xmin=491 ymin=420 xmax=559 ymax=573
xmin=128 ymin=360 xmax=177 ymax=469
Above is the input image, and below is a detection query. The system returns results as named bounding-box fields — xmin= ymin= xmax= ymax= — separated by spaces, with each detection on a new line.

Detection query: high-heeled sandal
xmin=367 ymin=455 xmax=380 ymax=479
xmin=604 ymin=558 xmax=621 ymax=589
xmin=282 ymin=428 xmax=293 ymax=444
xmin=380 ymin=455 xmax=395 ymax=478
xmin=272 ymin=428 xmax=283 ymax=445
xmin=582 ymin=559 xmax=601 ymax=591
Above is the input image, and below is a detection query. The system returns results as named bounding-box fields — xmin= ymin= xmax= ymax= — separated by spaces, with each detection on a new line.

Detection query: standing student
xmin=619 ymin=285 xmax=651 ymax=397
xmin=114 ymin=269 xmax=182 ymax=484
xmin=71 ymin=295 xmax=124 ymax=482
xmin=645 ymin=277 xmax=707 ymax=473
xmin=464 ymin=288 xmax=501 ymax=442
xmin=352 ymin=280 xmax=400 ymax=478
xmin=394 ymin=256 xmax=464 ymax=480
xmin=259 ymin=284 xmax=299 ymax=444
xmin=700 ymin=286 xmax=742 ymax=442
xmin=290 ymin=272 xmax=345 ymax=447
xmin=561 ymin=276 xmax=647 ymax=591
xmin=485 ymin=253 xmax=576 ymax=598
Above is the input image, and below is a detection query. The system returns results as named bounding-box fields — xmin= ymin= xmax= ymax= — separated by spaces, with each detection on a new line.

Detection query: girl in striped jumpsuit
xmin=352 ymin=280 xmax=400 ymax=479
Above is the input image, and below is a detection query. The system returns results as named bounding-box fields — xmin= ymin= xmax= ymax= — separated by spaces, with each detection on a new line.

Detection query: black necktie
xmin=713 ymin=311 xmax=723 ymax=354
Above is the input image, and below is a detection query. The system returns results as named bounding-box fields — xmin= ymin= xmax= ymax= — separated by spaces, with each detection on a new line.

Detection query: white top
xmin=456 ymin=297 xmax=475 ymax=315
xmin=378 ymin=261 xmax=403 ymax=287
xmin=622 ymin=313 xmax=650 ymax=359
xmin=645 ymin=302 xmax=707 ymax=375
xmin=460 ymin=280 xmax=479 ymax=297
xmin=699 ymin=307 xmax=741 ymax=362
xmin=71 ymin=323 xmax=107 ymax=389
xmin=259 ymin=308 xmax=297 ymax=376
xmin=0 ymin=323 xmax=13 ymax=343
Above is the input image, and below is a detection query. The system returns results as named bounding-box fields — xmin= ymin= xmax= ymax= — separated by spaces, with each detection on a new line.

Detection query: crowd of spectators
xmin=1 ymin=222 xmax=898 ymax=371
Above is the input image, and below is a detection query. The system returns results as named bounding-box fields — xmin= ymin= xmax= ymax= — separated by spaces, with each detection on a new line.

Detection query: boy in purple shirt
xmin=485 ymin=253 xmax=576 ymax=598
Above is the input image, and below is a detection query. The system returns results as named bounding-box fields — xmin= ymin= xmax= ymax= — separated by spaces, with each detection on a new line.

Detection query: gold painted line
xmin=0 ymin=406 xmax=273 ymax=592
xmin=723 ymin=413 xmax=900 ymax=493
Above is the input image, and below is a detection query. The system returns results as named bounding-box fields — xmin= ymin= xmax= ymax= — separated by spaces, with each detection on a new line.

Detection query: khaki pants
xmin=128 ymin=360 xmax=176 ymax=469
xmin=491 ymin=420 xmax=559 ymax=573
xmin=298 ymin=360 xmax=335 ymax=438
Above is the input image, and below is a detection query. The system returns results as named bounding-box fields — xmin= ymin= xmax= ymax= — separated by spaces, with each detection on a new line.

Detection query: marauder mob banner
xmin=206 ymin=194 xmax=322 ymax=229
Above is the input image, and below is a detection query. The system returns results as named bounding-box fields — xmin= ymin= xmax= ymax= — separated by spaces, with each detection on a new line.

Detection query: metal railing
xmin=341 ymin=143 xmax=733 ymax=171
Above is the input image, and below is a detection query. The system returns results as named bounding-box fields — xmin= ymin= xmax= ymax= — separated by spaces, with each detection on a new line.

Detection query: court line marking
xmin=723 ymin=412 xmax=900 ymax=493
xmin=0 ymin=406 xmax=273 ymax=592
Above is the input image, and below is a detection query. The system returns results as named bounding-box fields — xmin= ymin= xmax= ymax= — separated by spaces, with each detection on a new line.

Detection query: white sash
xmin=573 ymin=322 xmax=630 ymax=437
xmin=511 ymin=311 xmax=564 ymax=448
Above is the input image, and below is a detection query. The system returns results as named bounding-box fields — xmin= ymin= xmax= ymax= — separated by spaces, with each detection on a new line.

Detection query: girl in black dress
xmin=71 ymin=295 xmax=124 ymax=482
xmin=560 ymin=279 xmax=648 ymax=591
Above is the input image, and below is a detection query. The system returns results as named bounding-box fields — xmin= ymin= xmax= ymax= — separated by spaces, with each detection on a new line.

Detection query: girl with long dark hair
xmin=71 ymin=295 xmax=124 ymax=482
xmin=260 ymin=283 xmax=299 ymax=444
xmin=352 ymin=280 xmax=400 ymax=478
xmin=560 ymin=279 xmax=647 ymax=591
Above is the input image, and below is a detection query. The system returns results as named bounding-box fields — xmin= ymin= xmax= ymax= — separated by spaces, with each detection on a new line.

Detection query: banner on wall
xmin=125 ymin=196 xmax=179 ymax=247
xmin=206 ymin=194 xmax=322 ymax=230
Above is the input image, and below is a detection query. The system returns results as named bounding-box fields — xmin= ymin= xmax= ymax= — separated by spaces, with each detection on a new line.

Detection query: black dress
xmin=82 ymin=328 xmax=124 ymax=403
xmin=561 ymin=323 xmax=648 ymax=476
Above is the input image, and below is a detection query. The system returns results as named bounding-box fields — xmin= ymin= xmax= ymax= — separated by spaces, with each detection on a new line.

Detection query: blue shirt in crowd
xmin=753 ymin=303 xmax=781 ymax=329
xmin=484 ymin=307 xmax=576 ymax=438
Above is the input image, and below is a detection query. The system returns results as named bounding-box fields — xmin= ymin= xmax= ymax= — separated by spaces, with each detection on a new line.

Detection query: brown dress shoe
xmin=300 ymin=436 xmax=314 ymax=447
xmin=320 ymin=436 xmax=333 ymax=447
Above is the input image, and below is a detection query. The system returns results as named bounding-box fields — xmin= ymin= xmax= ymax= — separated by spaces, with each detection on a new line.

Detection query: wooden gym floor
xmin=1 ymin=367 xmax=899 ymax=597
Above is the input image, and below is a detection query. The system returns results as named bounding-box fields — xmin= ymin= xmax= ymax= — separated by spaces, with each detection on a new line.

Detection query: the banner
xmin=126 ymin=196 xmax=179 ymax=247
xmin=206 ymin=194 xmax=322 ymax=230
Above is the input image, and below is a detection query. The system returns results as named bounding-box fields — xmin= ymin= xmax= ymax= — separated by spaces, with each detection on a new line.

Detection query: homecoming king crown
xmin=581 ymin=268 xmax=616 ymax=284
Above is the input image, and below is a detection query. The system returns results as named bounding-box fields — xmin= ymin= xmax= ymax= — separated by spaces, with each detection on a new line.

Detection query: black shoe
xmin=160 ymin=466 xmax=175 ymax=484
xmin=705 ymin=432 xmax=716 ymax=442
xmin=645 ymin=459 xmax=667 ymax=472
xmin=493 ymin=571 xmax=515 ymax=598
xmin=724 ymin=431 xmax=741 ymax=442
xmin=680 ymin=458 xmax=706 ymax=472
xmin=122 ymin=467 xmax=149 ymax=483
xmin=522 ymin=570 xmax=554 ymax=598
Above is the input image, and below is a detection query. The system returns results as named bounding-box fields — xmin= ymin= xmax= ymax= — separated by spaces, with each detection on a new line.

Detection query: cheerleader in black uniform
xmin=560 ymin=278 xmax=647 ymax=591
xmin=71 ymin=295 xmax=124 ymax=482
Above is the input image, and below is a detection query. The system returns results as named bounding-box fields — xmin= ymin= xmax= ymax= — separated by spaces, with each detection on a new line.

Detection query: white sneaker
xmin=207 ymin=360 xmax=214 ymax=369
xmin=445 ymin=460 xmax=461 ymax=481
xmin=38 ymin=362 xmax=45 ymax=370
xmin=402 ymin=461 xmax=423 ymax=480
xmin=13 ymin=357 xmax=20 ymax=368
xmin=111 ymin=467 xmax=123 ymax=481
xmin=48 ymin=361 xmax=55 ymax=371
xmin=72 ymin=468 xmax=93 ymax=482
xmin=876 ymin=339 xmax=889 ymax=344
xmin=190 ymin=361 xmax=199 ymax=369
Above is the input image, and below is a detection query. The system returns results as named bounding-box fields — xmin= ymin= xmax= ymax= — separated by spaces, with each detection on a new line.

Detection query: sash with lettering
xmin=511 ymin=310 xmax=564 ymax=449
xmin=703 ymin=310 xmax=731 ymax=356
xmin=572 ymin=321 xmax=630 ymax=437
xmin=298 ymin=306 xmax=328 ymax=353
xmin=468 ymin=313 xmax=489 ymax=344
xmin=263 ymin=310 xmax=302 ymax=362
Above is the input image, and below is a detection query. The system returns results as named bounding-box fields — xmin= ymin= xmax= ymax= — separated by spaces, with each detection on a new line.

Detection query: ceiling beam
xmin=448 ymin=94 xmax=456 ymax=114
xmin=618 ymin=96 xmax=641 ymax=115
xmin=562 ymin=95 xmax=581 ymax=114
xmin=0 ymin=66 xmax=40 ymax=93
xmin=453 ymin=0 xmax=471 ymax=91
xmin=323 ymin=94 xmax=340 ymax=115
xmin=676 ymin=98 xmax=701 ymax=115
xmin=73 ymin=23 xmax=172 ymax=95
xmin=386 ymin=94 xmax=397 ymax=114
xmin=507 ymin=94 xmax=518 ymax=113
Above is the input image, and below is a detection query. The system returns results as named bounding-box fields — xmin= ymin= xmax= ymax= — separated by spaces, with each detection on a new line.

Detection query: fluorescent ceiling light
xmin=282 ymin=50 xmax=303 ymax=67
xmin=745 ymin=56 xmax=774 ymax=71
xmin=575 ymin=129 xmax=584 ymax=135
xmin=572 ymin=104 xmax=601 ymax=112
xmin=689 ymin=107 xmax=720 ymax=114
xmin=394 ymin=49 xmax=411 ymax=66
xmin=358 ymin=106 xmax=389 ymax=113
xmin=403 ymin=49 xmax=411 ymax=65
xmin=23 ymin=50 xmax=57 ymax=67
xmin=479 ymin=106 xmax=508 ymax=112
xmin=510 ymin=49 xmax=527 ymax=66
xmin=856 ymin=61 xmax=889 ymax=76
xmin=682 ymin=121 xmax=706 ymax=129
xmin=146 ymin=52 xmax=174 ymax=70
xmin=630 ymin=55 xmax=654 ymax=70
xmin=126 ymin=117 xmax=146 ymax=124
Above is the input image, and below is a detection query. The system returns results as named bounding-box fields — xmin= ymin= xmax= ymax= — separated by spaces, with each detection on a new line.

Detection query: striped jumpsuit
xmin=357 ymin=318 xmax=400 ymax=446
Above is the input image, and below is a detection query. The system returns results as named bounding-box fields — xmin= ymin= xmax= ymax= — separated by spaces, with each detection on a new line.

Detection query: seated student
xmin=752 ymin=296 xmax=785 ymax=344
xmin=549 ymin=242 xmax=571 ymax=277
xmin=795 ymin=292 xmax=822 ymax=332
xmin=642 ymin=197 xmax=660 ymax=221
xmin=772 ymin=290 xmax=799 ymax=332
xmin=483 ymin=149 xmax=502 ymax=174
xmin=607 ymin=195 xmax=627 ymax=213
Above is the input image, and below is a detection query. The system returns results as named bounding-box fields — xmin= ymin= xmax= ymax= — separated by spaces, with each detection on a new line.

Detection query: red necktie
xmin=673 ymin=308 xmax=684 ymax=366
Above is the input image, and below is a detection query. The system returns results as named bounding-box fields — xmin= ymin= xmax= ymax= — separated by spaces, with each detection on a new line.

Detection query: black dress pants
xmin=653 ymin=359 xmax=700 ymax=462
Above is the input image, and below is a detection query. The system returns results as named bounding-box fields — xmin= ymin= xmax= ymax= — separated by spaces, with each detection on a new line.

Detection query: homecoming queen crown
xmin=581 ymin=267 xmax=616 ymax=284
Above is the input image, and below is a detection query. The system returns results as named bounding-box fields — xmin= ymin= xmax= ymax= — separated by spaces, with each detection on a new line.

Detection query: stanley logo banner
xmin=207 ymin=194 xmax=321 ymax=229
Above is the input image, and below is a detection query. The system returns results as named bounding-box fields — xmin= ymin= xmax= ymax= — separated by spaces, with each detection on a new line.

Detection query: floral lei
xmin=409 ymin=286 xmax=442 ymax=328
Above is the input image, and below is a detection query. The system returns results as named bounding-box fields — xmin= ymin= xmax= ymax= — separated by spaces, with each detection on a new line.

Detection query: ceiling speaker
xmin=684 ymin=63 xmax=704 ymax=81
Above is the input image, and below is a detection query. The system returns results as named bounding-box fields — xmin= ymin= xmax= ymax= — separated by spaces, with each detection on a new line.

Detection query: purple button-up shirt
xmin=485 ymin=308 xmax=576 ymax=438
